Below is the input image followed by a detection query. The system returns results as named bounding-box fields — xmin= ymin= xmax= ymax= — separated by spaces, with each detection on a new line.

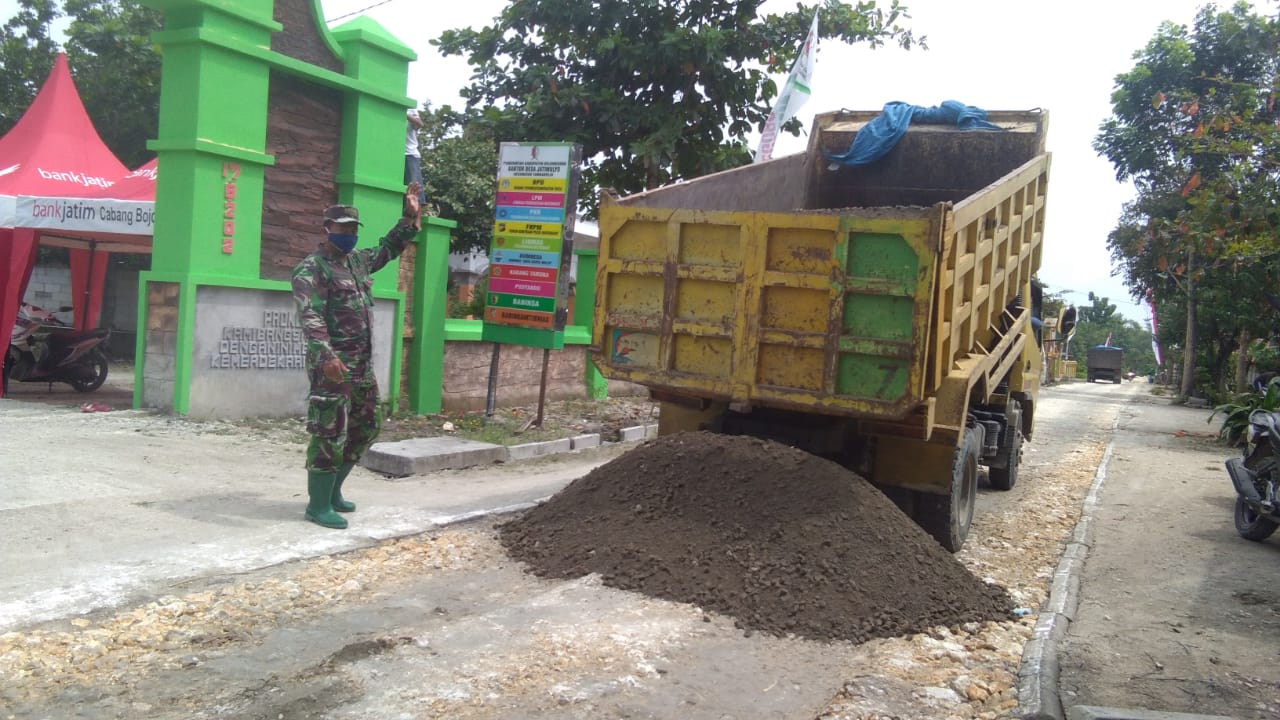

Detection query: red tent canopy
xmin=0 ymin=54 xmax=129 ymax=204
xmin=92 ymin=158 xmax=157 ymax=203
xmin=1 ymin=54 xmax=134 ymax=396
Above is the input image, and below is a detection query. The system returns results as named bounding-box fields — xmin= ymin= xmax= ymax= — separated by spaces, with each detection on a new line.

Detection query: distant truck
xmin=590 ymin=108 xmax=1058 ymax=552
xmin=1086 ymin=346 xmax=1124 ymax=384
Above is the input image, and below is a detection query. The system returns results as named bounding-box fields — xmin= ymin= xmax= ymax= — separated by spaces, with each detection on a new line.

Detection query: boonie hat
xmin=323 ymin=205 xmax=363 ymax=225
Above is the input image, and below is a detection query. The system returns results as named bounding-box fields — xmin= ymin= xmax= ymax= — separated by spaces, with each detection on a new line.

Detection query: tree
xmin=1094 ymin=2 xmax=1280 ymax=399
xmin=0 ymin=0 xmax=161 ymax=167
xmin=418 ymin=102 xmax=503 ymax=255
xmin=0 ymin=0 xmax=60 ymax=134
xmin=62 ymin=0 xmax=162 ymax=168
xmin=433 ymin=0 xmax=923 ymax=219
xmin=1076 ymin=291 xmax=1120 ymax=326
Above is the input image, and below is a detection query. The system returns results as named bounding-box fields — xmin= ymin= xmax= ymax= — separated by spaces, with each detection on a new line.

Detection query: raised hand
xmin=404 ymin=182 xmax=422 ymax=230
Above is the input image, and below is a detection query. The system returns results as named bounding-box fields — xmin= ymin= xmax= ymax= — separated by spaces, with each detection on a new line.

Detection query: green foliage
xmin=1211 ymin=376 xmax=1280 ymax=445
xmin=62 ymin=0 xmax=162 ymax=168
xmin=0 ymin=0 xmax=59 ymax=135
xmin=1095 ymin=3 xmax=1280 ymax=397
xmin=418 ymin=103 xmax=500 ymax=255
xmin=0 ymin=0 xmax=160 ymax=167
xmin=1076 ymin=291 xmax=1119 ymax=326
xmin=447 ymin=272 xmax=488 ymax=319
xmin=432 ymin=0 xmax=923 ymax=219
xmin=1250 ymin=338 xmax=1280 ymax=373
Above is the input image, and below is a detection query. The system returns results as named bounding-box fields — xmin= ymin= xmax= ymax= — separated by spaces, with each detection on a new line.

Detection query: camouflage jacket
xmin=291 ymin=221 xmax=417 ymax=370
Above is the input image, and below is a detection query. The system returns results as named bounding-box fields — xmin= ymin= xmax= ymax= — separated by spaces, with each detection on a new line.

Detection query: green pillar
xmin=408 ymin=216 xmax=456 ymax=413
xmin=573 ymin=247 xmax=607 ymax=399
xmin=137 ymin=0 xmax=421 ymax=418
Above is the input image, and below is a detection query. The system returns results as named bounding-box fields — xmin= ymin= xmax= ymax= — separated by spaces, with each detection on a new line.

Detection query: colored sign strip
xmin=494 ymin=234 xmax=562 ymax=253
xmin=492 ymin=264 xmax=558 ymax=283
xmin=496 ymin=191 xmax=564 ymax=209
xmin=492 ymin=249 xmax=560 ymax=268
xmin=487 ymin=292 xmax=557 ymax=313
xmin=494 ymin=220 xmax=562 ymax=239
xmin=489 ymin=277 xmax=556 ymax=298
xmin=485 ymin=306 xmax=555 ymax=329
xmin=495 ymin=206 xmax=565 ymax=223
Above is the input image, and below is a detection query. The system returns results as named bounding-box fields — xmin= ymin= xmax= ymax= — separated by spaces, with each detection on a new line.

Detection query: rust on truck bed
xmin=593 ymin=108 xmax=1049 ymax=432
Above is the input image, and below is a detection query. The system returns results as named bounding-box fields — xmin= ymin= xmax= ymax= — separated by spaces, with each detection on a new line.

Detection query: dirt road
xmin=3 ymin=379 xmax=1271 ymax=719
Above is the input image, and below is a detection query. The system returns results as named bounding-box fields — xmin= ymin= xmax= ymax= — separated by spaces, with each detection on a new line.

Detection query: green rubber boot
xmin=305 ymin=470 xmax=348 ymax=529
xmin=332 ymin=462 xmax=356 ymax=513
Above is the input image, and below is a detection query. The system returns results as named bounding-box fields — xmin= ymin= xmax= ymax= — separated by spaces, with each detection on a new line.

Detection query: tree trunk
xmin=1235 ymin=327 xmax=1252 ymax=394
xmin=1180 ymin=251 xmax=1198 ymax=398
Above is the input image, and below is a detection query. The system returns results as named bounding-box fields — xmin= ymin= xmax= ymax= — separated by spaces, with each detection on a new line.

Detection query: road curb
xmin=1016 ymin=415 xmax=1120 ymax=720
xmin=1068 ymin=707 xmax=1235 ymax=720
xmin=363 ymin=424 xmax=659 ymax=478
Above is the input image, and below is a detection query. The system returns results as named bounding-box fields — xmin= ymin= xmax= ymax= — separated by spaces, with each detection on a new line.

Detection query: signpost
xmin=481 ymin=142 xmax=583 ymax=424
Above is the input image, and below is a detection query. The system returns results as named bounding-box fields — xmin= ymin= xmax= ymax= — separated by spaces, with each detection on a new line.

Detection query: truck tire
xmin=988 ymin=405 xmax=1022 ymax=491
xmin=917 ymin=427 xmax=980 ymax=552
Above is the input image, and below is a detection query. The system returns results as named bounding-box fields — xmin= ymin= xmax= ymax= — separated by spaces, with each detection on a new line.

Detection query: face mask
xmin=328 ymin=233 xmax=358 ymax=253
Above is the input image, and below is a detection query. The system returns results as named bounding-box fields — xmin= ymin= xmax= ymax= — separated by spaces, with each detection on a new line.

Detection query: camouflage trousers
xmin=304 ymin=361 xmax=381 ymax=471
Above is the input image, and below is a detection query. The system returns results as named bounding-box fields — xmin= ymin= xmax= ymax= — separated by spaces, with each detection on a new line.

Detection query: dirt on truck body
xmin=591 ymin=108 xmax=1056 ymax=551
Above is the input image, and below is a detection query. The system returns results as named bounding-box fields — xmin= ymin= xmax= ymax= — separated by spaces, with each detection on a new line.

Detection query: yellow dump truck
xmin=591 ymin=108 xmax=1054 ymax=551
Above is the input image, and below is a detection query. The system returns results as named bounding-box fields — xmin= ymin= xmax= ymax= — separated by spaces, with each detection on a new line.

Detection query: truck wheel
xmin=1234 ymin=496 xmax=1279 ymax=541
xmin=988 ymin=406 xmax=1023 ymax=491
xmin=917 ymin=427 xmax=979 ymax=552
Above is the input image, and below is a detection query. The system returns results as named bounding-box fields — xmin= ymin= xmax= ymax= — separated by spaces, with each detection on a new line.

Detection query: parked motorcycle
xmin=1224 ymin=408 xmax=1280 ymax=541
xmin=4 ymin=303 xmax=111 ymax=394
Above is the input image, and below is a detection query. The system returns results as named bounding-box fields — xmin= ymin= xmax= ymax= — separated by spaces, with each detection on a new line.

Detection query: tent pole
xmin=82 ymin=239 xmax=96 ymax=330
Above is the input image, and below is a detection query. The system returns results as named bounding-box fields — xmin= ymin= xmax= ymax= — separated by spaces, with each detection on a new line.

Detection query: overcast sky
xmin=7 ymin=0 xmax=1266 ymax=322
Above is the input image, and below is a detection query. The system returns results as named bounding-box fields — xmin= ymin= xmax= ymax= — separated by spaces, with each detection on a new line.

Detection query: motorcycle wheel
xmin=1233 ymin=496 xmax=1279 ymax=541
xmin=70 ymin=349 xmax=109 ymax=393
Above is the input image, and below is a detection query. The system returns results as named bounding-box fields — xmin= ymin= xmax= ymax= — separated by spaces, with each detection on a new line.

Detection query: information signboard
xmin=483 ymin=142 xmax=582 ymax=342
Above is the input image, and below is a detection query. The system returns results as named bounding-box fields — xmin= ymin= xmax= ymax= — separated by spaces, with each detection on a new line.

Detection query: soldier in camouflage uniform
xmin=291 ymin=183 xmax=421 ymax=529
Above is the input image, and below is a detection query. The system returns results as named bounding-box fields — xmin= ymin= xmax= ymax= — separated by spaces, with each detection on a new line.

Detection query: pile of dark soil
xmin=500 ymin=431 xmax=1013 ymax=643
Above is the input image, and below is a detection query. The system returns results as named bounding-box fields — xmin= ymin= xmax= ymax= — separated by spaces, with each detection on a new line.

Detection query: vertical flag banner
xmin=1148 ymin=290 xmax=1163 ymax=366
xmin=755 ymin=11 xmax=819 ymax=163
xmin=485 ymin=142 xmax=582 ymax=336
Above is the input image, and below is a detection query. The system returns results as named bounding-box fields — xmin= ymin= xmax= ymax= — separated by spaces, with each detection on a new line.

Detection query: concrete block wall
xmin=440 ymin=342 xmax=588 ymax=412
xmin=141 ymin=282 xmax=180 ymax=409
xmin=22 ymin=266 xmax=73 ymax=314
xmin=106 ymin=267 xmax=140 ymax=333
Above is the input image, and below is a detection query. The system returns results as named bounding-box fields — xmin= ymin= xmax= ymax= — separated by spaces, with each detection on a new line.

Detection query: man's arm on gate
xmin=362 ymin=183 xmax=423 ymax=273
xmin=292 ymin=260 xmax=338 ymax=367
xmin=362 ymin=220 xmax=418 ymax=274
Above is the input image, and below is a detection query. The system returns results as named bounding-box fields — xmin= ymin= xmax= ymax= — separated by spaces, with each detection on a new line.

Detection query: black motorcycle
xmin=1224 ymin=408 xmax=1280 ymax=541
xmin=4 ymin=303 xmax=111 ymax=394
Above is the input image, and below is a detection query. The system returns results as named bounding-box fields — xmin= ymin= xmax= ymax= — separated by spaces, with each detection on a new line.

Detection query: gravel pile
xmin=500 ymin=431 xmax=1013 ymax=643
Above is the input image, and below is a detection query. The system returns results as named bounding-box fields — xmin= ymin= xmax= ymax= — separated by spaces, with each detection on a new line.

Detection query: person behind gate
xmin=291 ymin=183 xmax=422 ymax=529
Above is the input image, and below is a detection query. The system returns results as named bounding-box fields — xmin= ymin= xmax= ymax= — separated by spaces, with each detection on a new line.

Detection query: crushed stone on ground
xmin=499 ymin=431 xmax=1014 ymax=643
